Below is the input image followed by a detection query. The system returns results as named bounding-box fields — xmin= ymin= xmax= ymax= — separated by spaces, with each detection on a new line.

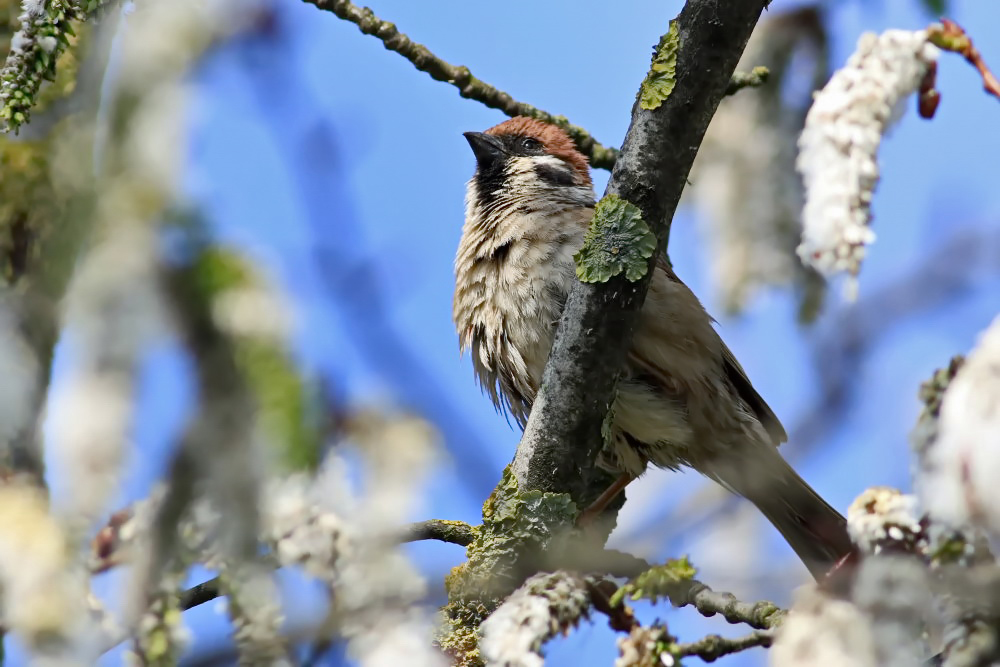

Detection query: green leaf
xmin=574 ymin=194 xmax=656 ymax=283
xmin=609 ymin=556 xmax=697 ymax=607
xmin=640 ymin=20 xmax=680 ymax=110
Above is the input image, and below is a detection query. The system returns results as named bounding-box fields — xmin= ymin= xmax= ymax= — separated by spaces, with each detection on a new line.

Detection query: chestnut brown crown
xmin=482 ymin=116 xmax=592 ymax=187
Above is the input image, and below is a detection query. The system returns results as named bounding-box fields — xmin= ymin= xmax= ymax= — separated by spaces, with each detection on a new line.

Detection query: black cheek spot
xmin=534 ymin=163 xmax=576 ymax=187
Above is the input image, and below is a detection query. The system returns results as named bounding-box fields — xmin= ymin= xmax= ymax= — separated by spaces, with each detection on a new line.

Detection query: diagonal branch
xmin=302 ymin=0 xmax=768 ymax=173
xmin=511 ymin=0 xmax=771 ymax=509
xmin=302 ymin=0 xmax=619 ymax=169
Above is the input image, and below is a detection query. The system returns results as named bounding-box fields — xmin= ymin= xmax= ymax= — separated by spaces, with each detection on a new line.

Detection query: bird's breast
xmin=454 ymin=211 xmax=584 ymax=414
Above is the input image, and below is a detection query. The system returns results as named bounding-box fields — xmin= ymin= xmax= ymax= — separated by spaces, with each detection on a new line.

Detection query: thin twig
xmin=673 ymin=629 xmax=774 ymax=660
xmin=302 ymin=0 xmax=618 ymax=170
xmin=180 ymin=577 xmax=222 ymax=611
xmin=135 ymin=518 xmax=479 ymax=614
xmin=929 ymin=19 xmax=1000 ymax=102
xmin=668 ymin=579 xmax=787 ymax=630
xmin=590 ymin=550 xmax=788 ymax=631
xmin=725 ymin=66 xmax=770 ymax=95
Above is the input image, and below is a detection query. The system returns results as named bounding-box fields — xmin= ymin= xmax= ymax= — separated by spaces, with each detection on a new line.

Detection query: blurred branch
xmin=0 ymin=4 xmax=121 ymax=484
xmin=725 ymin=65 xmax=769 ymax=94
xmin=690 ymin=5 xmax=828 ymax=318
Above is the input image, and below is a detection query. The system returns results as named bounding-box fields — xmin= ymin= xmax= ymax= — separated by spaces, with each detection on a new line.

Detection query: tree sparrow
xmin=453 ymin=116 xmax=851 ymax=579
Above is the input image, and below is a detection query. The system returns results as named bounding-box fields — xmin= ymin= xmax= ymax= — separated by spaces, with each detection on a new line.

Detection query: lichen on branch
xmin=640 ymin=20 xmax=680 ymax=110
xmin=439 ymin=467 xmax=579 ymax=666
xmin=574 ymin=195 xmax=657 ymax=283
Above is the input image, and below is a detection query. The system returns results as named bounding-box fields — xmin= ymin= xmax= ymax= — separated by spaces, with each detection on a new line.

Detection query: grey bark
xmin=512 ymin=0 xmax=772 ymax=509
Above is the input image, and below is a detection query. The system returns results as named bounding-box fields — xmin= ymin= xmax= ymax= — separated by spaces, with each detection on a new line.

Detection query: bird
xmin=452 ymin=115 xmax=853 ymax=580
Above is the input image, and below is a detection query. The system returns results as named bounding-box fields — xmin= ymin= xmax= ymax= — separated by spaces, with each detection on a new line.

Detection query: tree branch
xmin=302 ymin=0 xmax=768 ymax=174
xmin=399 ymin=519 xmax=476 ymax=546
xmin=674 ymin=629 xmax=775 ymax=660
xmin=725 ymin=65 xmax=770 ymax=95
xmin=512 ymin=0 xmax=770 ymax=509
xmin=302 ymin=0 xmax=618 ymax=170
xmin=668 ymin=578 xmax=787 ymax=630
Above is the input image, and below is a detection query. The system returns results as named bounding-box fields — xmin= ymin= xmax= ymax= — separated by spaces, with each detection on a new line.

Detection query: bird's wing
xmin=640 ymin=255 xmax=788 ymax=447
xmin=721 ymin=342 xmax=788 ymax=446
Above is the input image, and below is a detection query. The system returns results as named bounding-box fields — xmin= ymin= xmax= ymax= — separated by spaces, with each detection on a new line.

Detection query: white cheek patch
xmin=506 ymin=156 xmax=576 ymax=188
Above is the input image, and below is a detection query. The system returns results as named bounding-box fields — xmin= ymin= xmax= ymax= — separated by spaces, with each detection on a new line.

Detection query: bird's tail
xmin=704 ymin=444 xmax=854 ymax=581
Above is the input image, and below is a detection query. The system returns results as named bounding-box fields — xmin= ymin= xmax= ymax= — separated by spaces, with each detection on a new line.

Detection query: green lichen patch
xmin=639 ymin=20 xmax=680 ymax=111
xmin=438 ymin=467 xmax=579 ymax=665
xmin=438 ymin=603 xmax=487 ymax=667
xmin=447 ymin=467 xmax=578 ymax=603
xmin=574 ymin=195 xmax=656 ymax=283
xmin=610 ymin=555 xmax=697 ymax=607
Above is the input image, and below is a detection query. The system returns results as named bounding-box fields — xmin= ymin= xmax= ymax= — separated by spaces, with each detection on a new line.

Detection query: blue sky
xmin=17 ymin=0 xmax=1000 ymax=664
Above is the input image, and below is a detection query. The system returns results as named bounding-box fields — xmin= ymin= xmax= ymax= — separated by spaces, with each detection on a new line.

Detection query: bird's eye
xmin=521 ymin=137 xmax=543 ymax=152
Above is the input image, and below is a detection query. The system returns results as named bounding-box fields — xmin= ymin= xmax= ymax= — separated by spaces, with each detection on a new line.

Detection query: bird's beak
xmin=463 ymin=131 xmax=505 ymax=169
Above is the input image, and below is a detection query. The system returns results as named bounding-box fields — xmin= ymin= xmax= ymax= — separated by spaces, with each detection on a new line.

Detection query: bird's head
xmin=463 ymin=116 xmax=595 ymax=219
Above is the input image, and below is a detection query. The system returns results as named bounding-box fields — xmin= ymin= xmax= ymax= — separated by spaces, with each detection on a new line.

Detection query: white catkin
xmin=0 ymin=484 xmax=91 ymax=665
xmin=332 ymin=416 xmax=445 ymax=667
xmin=852 ymin=558 xmax=930 ymax=667
xmin=224 ymin=562 xmax=291 ymax=667
xmin=691 ymin=10 xmax=825 ymax=314
xmin=20 ymin=0 xmax=46 ymax=19
xmin=770 ymin=586 xmax=877 ymax=667
xmin=212 ymin=285 xmax=294 ymax=341
xmin=264 ymin=473 xmax=346 ymax=581
xmin=129 ymin=569 xmax=191 ymax=665
xmin=917 ymin=316 xmax=1000 ymax=547
xmin=48 ymin=228 xmax=163 ymax=533
xmin=847 ymin=487 xmax=922 ymax=555
xmin=480 ymin=572 xmax=591 ymax=667
xmin=259 ymin=415 xmax=443 ymax=667
xmin=796 ymin=29 xmax=939 ymax=296
xmin=614 ymin=625 xmax=672 ymax=667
